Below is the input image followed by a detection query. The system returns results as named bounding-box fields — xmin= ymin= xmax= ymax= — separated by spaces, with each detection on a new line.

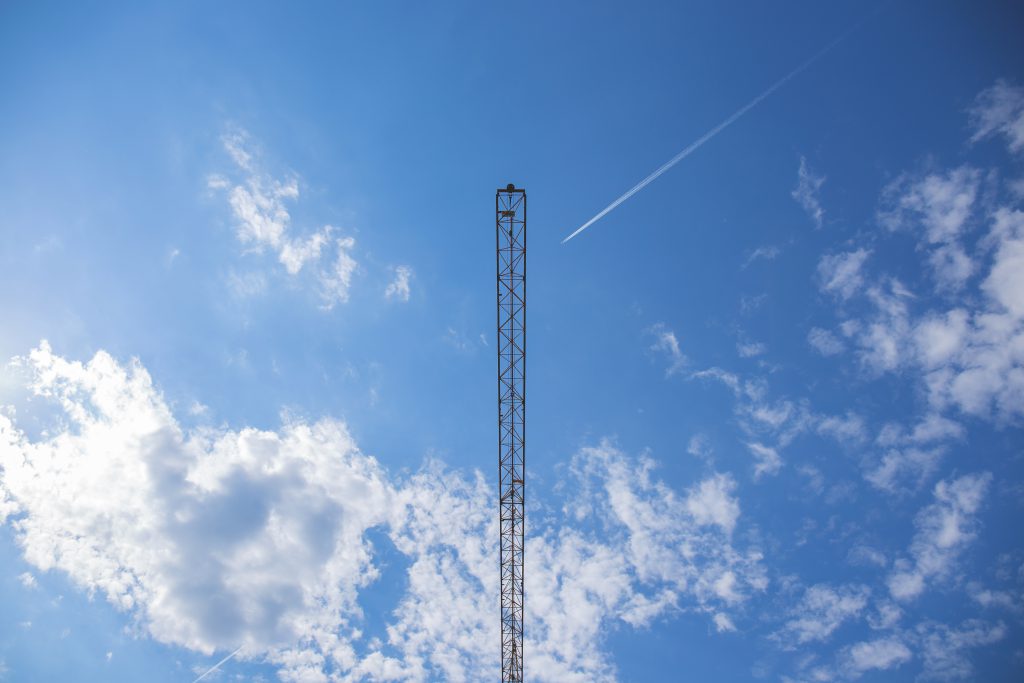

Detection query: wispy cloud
xmin=807 ymin=327 xmax=845 ymax=356
xmin=792 ymin=156 xmax=826 ymax=229
xmin=817 ymin=248 xmax=871 ymax=299
xmin=385 ymin=265 xmax=413 ymax=302
xmin=649 ymin=323 xmax=687 ymax=376
xmin=777 ymin=583 xmax=870 ymax=646
xmin=969 ymin=79 xmax=1024 ymax=154
xmin=742 ymin=245 xmax=781 ymax=269
xmin=887 ymin=472 xmax=991 ymax=601
xmin=209 ymin=129 xmax=359 ymax=308
xmin=746 ymin=441 xmax=782 ymax=479
xmin=737 ymin=340 xmax=766 ymax=358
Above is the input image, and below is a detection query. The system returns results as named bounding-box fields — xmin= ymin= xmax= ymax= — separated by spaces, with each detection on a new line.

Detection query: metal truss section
xmin=496 ymin=183 xmax=525 ymax=683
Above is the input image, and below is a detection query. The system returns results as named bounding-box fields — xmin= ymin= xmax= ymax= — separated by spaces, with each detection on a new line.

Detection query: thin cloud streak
xmin=191 ymin=646 xmax=243 ymax=683
xmin=562 ymin=23 xmax=863 ymax=244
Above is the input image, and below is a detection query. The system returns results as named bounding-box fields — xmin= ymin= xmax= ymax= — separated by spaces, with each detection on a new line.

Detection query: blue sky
xmin=1 ymin=1 xmax=1023 ymax=681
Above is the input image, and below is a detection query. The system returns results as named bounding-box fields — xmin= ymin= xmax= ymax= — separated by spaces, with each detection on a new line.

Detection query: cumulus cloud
xmin=841 ymin=206 xmax=1024 ymax=422
xmin=970 ymin=79 xmax=1024 ymax=154
xmin=855 ymin=279 xmax=915 ymax=373
xmin=778 ymin=584 xmax=871 ymax=646
xmin=209 ymin=130 xmax=359 ymax=308
xmin=384 ymin=265 xmax=413 ymax=302
xmin=0 ymin=344 xmax=764 ymax=682
xmin=878 ymin=167 xmax=981 ymax=290
xmin=793 ymin=156 xmax=826 ymax=229
xmin=684 ymin=473 xmax=740 ymax=535
xmin=887 ymin=472 xmax=991 ymax=601
xmin=879 ymin=167 xmax=980 ymax=246
xmin=913 ymin=208 xmax=1024 ymax=420
xmin=840 ymin=636 xmax=912 ymax=678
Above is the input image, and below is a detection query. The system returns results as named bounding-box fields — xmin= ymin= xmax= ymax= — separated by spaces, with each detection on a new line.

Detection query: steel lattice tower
xmin=496 ymin=183 xmax=525 ymax=683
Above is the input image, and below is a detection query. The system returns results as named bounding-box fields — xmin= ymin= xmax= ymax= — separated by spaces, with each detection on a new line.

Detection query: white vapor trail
xmin=562 ymin=26 xmax=860 ymax=244
xmin=191 ymin=646 xmax=243 ymax=682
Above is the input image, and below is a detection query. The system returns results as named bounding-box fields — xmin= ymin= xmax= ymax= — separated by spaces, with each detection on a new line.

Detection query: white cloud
xmin=847 ymin=545 xmax=888 ymax=568
xmin=737 ymin=341 xmax=766 ymax=358
xmin=713 ymin=612 xmax=736 ymax=633
xmin=917 ymin=619 xmax=1006 ymax=681
xmin=742 ymin=245 xmax=781 ymax=268
xmin=816 ymin=412 xmax=866 ymax=444
xmin=278 ymin=231 xmax=331 ymax=276
xmin=318 ymin=236 xmax=358 ymax=308
xmin=687 ymin=434 xmax=712 ymax=461
xmin=18 ymin=572 xmax=36 ymax=589
xmin=828 ymin=202 xmax=1024 ymax=422
xmin=982 ymin=207 xmax=1024 ymax=317
xmin=967 ymin=583 xmax=1021 ymax=612
xmin=384 ymin=265 xmax=413 ymax=302
xmin=920 ymin=209 xmax=1024 ymax=421
xmin=876 ymin=413 xmax=964 ymax=447
xmin=649 ymin=323 xmax=687 ymax=376
xmin=188 ymin=400 xmax=210 ymax=417
xmin=793 ymin=156 xmax=826 ymax=229
xmin=866 ymin=601 xmax=903 ymax=631
xmin=210 ymin=131 xmax=359 ymax=307
xmin=914 ymin=309 xmax=970 ymax=368
xmin=878 ymin=167 xmax=980 ymax=289
xmin=970 ymin=79 xmax=1024 ymax=154
xmin=684 ymin=473 xmax=740 ymax=535
xmin=854 ymin=279 xmax=915 ymax=374
xmin=442 ymin=327 xmax=483 ymax=353
xmin=887 ymin=472 xmax=991 ymax=601
xmin=807 ymin=327 xmax=845 ymax=356
xmin=1008 ymin=176 xmax=1024 ymax=198
xmin=1 ymin=343 xmax=393 ymax=669
xmin=865 ymin=446 xmax=944 ymax=494
xmin=221 ymin=130 xmax=255 ymax=171
xmin=879 ymin=167 xmax=980 ymax=245
xmin=746 ymin=442 xmax=782 ymax=479
xmin=818 ymin=249 xmax=871 ymax=300
xmin=840 ymin=636 xmax=912 ymax=677
xmin=0 ymin=345 xmax=765 ymax=682
xmin=778 ymin=584 xmax=871 ymax=646
xmin=865 ymin=414 xmax=965 ymax=493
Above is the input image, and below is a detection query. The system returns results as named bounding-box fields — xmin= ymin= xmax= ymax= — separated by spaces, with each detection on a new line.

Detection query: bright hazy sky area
xmin=1 ymin=2 xmax=1024 ymax=682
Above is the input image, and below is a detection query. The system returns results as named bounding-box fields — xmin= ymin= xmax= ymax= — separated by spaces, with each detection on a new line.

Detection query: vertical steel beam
xmin=496 ymin=183 xmax=525 ymax=682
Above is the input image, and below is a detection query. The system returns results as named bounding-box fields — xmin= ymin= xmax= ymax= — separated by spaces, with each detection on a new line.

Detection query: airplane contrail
xmin=561 ymin=25 xmax=862 ymax=244
xmin=191 ymin=645 xmax=243 ymax=683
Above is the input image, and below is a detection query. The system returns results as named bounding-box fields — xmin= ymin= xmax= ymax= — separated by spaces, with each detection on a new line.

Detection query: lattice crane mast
xmin=496 ymin=183 xmax=525 ymax=682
